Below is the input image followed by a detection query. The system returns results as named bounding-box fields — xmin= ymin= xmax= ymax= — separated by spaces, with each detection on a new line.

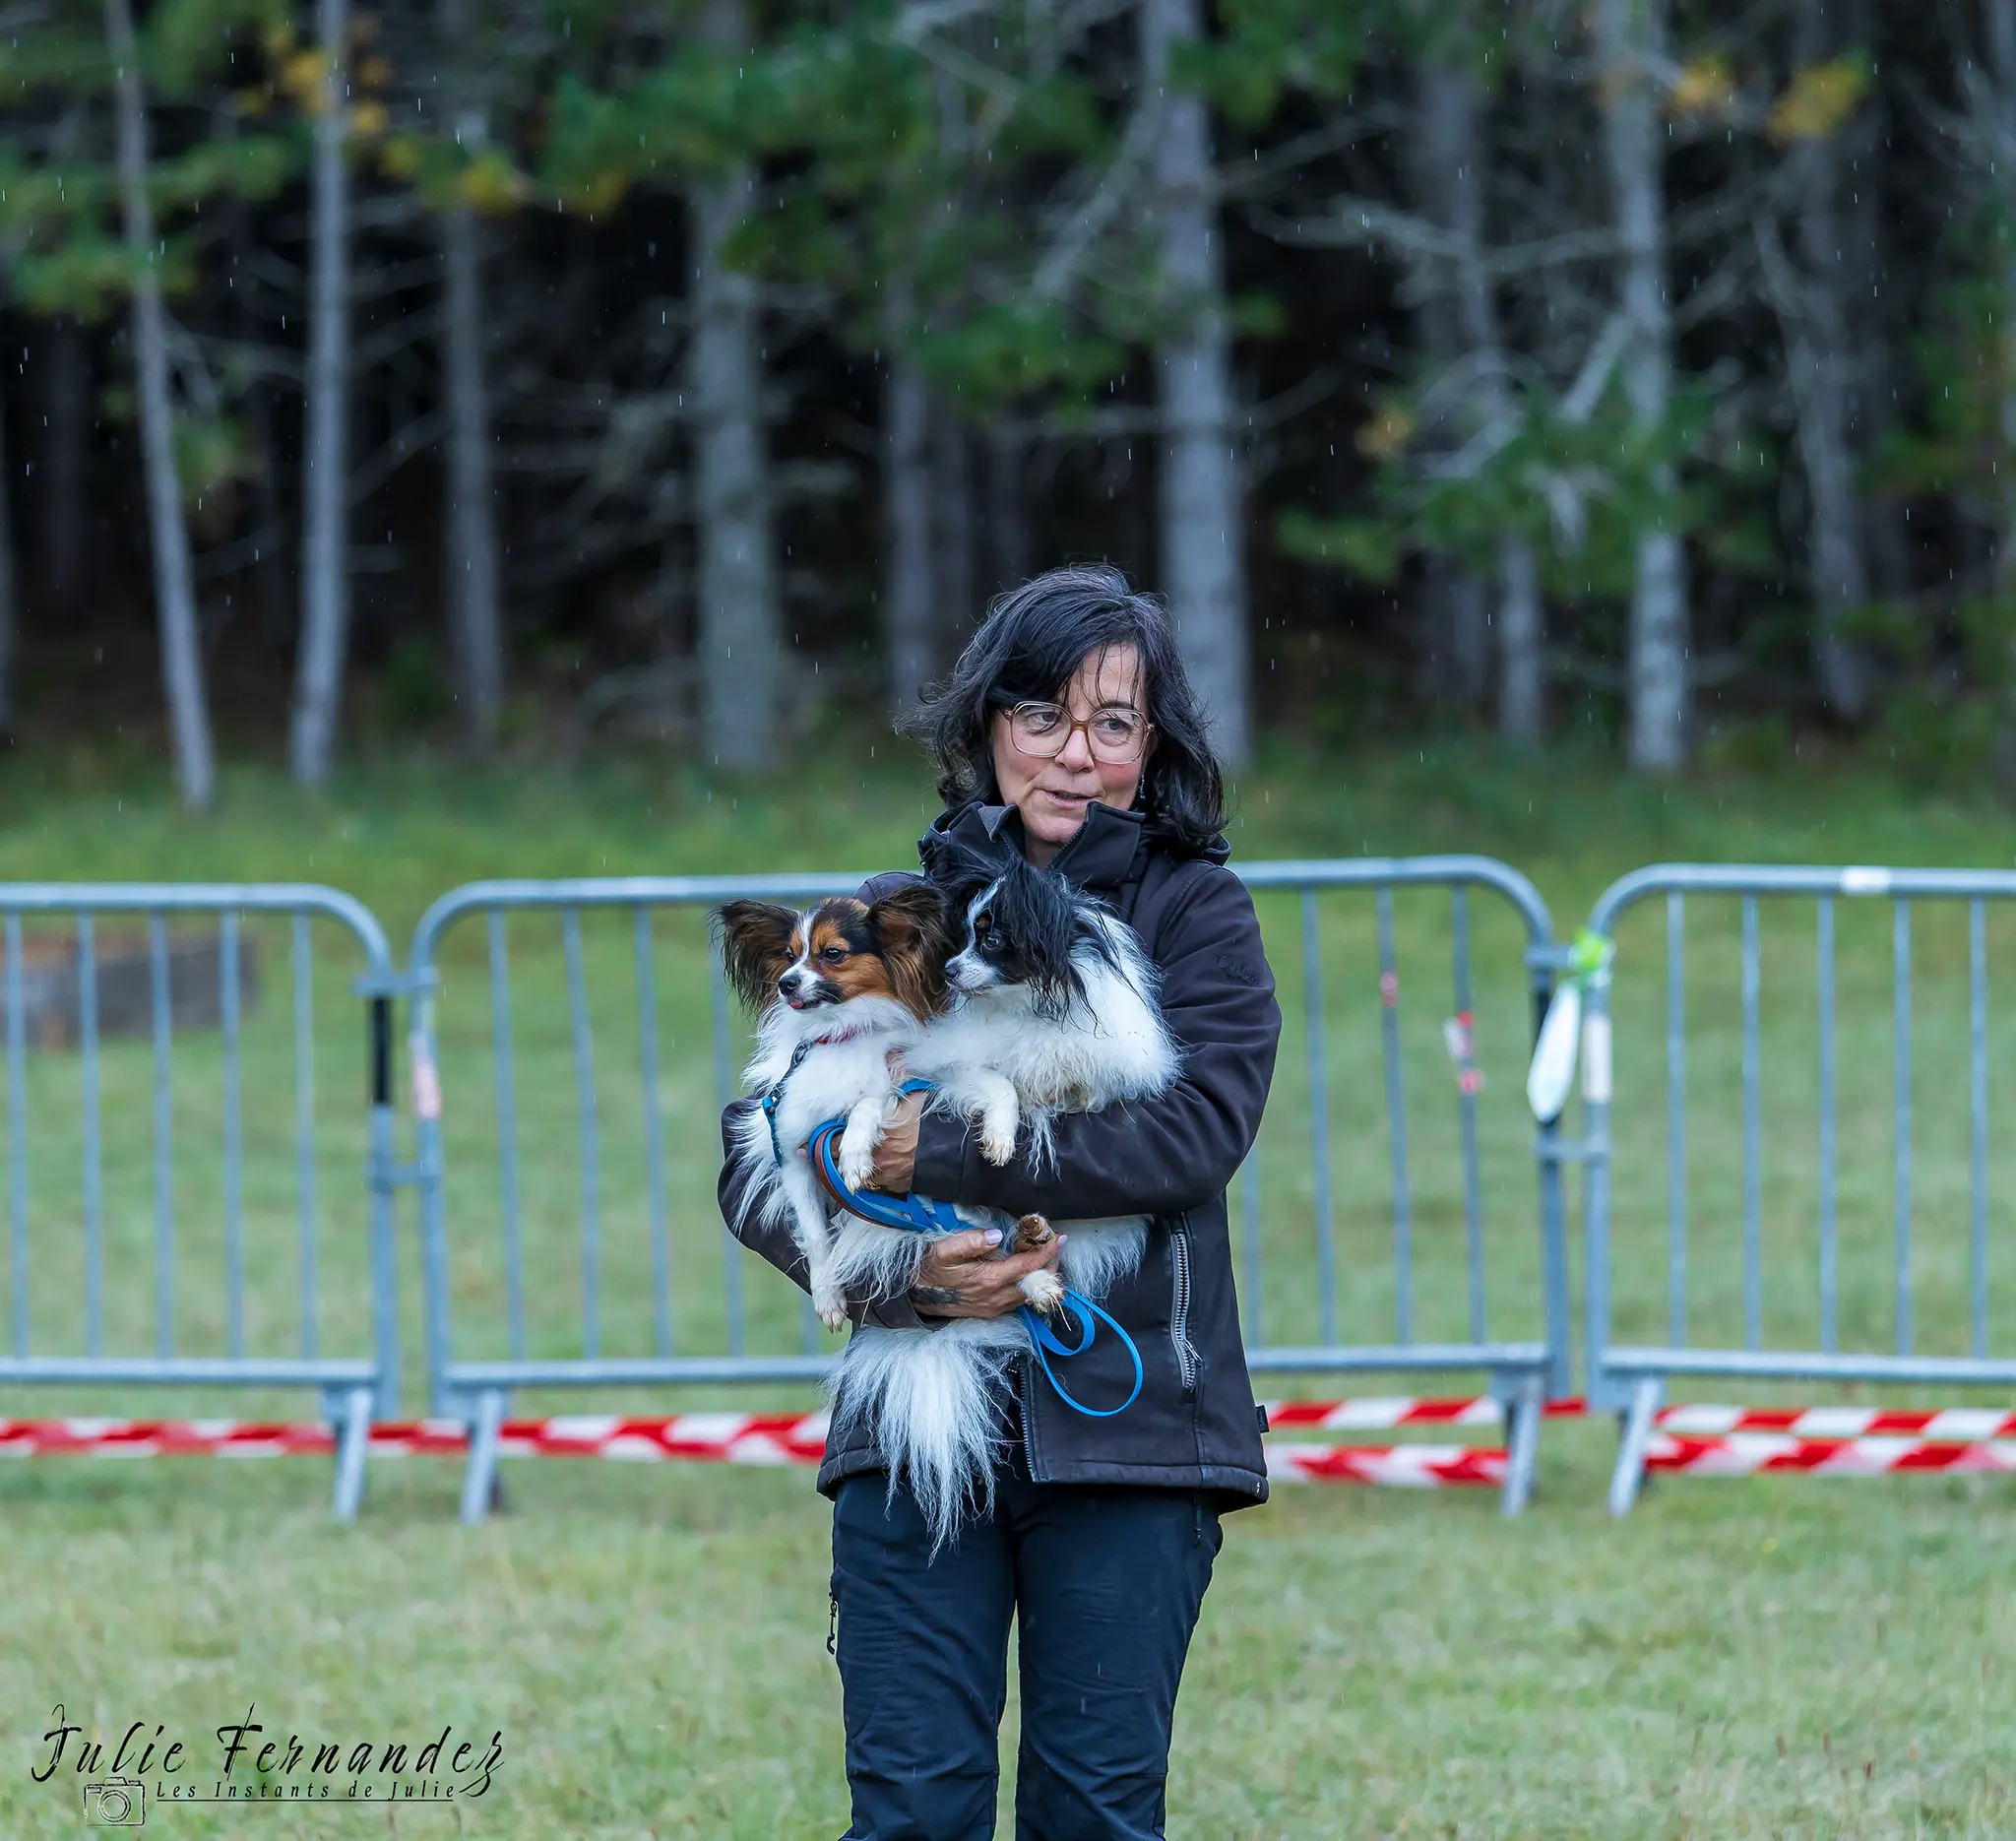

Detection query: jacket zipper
xmin=1169 ymin=1213 xmax=1200 ymax=1398
xmin=1016 ymin=1349 xmax=1042 ymax=1479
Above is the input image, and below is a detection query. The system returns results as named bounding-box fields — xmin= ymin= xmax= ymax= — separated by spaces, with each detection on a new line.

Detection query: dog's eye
xmin=820 ymin=945 xmax=846 ymax=964
xmin=983 ymin=928 xmax=1003 ymax=952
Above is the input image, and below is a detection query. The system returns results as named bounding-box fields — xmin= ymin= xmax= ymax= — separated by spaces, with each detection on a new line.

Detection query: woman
xmin=720 ymin=564 xmax=1282 ymax=1840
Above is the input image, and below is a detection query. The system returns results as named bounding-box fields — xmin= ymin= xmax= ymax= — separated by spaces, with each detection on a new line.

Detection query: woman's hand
xmin=910 ymin=1228 xmax=1062 ymax=1321
xmin=867 ymin=1082 xmax=925 ymax=1194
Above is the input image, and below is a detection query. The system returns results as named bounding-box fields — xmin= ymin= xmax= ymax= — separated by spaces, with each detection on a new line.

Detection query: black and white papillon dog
xmin=825 ymin=844 xmax=1181 ymax=1548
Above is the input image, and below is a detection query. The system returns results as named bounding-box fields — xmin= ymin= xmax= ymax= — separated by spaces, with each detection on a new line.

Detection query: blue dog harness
xmin=804 ymin=1080 xmax=1144 ymax=1419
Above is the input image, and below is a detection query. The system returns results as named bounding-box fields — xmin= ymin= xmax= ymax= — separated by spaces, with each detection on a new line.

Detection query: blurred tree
xmin=882 ymin=330 xmax=935 ymax=708
xmin=41 ymin=313 xmax=89 ymax=616
xmin=1144 ymin=0 xmax=1250 ymax=766
xmin=0 ymin=0 xmax=1993 ymax=784
xmin=688 ymin=0 xmax=783 ymax=765
xmin=1596 ymin=0 xmax=1688 ymax=771
xmin=107 ymin=0 xmax=216 ymax=807
xmin=1758 ymin=0 xmax=1874 ymax=721
xmin=290 ymin=0 xmax=353 ymax=786
xmin=0 ymin=369 xmax=17 ymax=730
xmin=1410 ymin=5 xmax=1542 ymax=740
xmin=436 ymin=0 xmax=504 ymax=749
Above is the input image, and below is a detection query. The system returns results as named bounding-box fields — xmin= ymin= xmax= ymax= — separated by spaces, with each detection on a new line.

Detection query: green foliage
xmin=144 ymin=0 xmax=294 ymax=102
xmin=173 ymin=413 xmax=258 ymax=511
xmin=1282 ymin=375 xmax=1759 ymax=604
xmin=1207 ymin=0 xmax=1369 ymax=121
xmin=0 ymin=1 xmax=300 ymax=324
xmin=14 ymin=231 xmax=179 ymax=319
xmin=1869 ymin=214 xmax=2016 ymax=757
xmin=539 ymin=48 xmax=759 ymax=199
xmin=1881 ymin=263 xmax=2012 ymax=516
xmin=382 ymin=632 xmax=452 ymax=727
xmin=450 ymin=0 xmax=1220 ymax=424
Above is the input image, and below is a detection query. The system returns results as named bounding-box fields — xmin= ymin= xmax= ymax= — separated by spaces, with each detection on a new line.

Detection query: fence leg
xmin=459 ymin=1388 xmax=507 ymax=1526
xmin=331 ymin=1385 xmax=374 ymax=1522
xmin=1499 ymin=1375 xmax=1543 ymax=1518
xmin=1607 ymin=1377 xmax=1662 ymax=1518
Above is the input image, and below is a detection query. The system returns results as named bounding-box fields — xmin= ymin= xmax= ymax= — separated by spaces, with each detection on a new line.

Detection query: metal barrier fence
xmin=0 ymin=884 xmax=402 ymax=1518
xmin=409 ymin=857 xmax=1573 ymax=1521
xmin=1577 ymin=864 xmax=2016 ymax=1513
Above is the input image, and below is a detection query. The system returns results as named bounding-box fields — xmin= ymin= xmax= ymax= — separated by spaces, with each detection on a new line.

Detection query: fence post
xmin=366 ymin=992 xmax=400 ymax=1420
xmin=1529 ymin=949 xmax=1574 ymax=1401
xmin=1580 ymin=967 xmax=1618 ymax=1413
xmin=406 ymin=984 xmax=451 ymax=1422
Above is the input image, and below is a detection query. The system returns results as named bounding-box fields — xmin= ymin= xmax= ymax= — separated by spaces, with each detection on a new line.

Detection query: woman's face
xmin=989 ymin=644 xmax=1153 ymax=867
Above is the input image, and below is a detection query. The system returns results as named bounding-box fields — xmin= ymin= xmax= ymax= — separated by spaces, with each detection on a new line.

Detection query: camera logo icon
xmin=83 ymin=1777 xmax=146 ymax=1826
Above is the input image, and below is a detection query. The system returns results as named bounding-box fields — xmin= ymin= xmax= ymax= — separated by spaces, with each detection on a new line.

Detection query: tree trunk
xmin=1784 ymin=0 xmax=1869 ymax=721
xmin=930 ymin=396 xmax=975 ymax=651
xmin=42 ymin=316 xmax=88 ymax=615
xmin=1412 ymin=59 xmax=1489 ymax=715
xmin=984 ymin=424 xmax=1032 ymax=596
xmin=106 ymin=0 xmax=215 ymax=808
xmin=1416 ymin=47 xmax=1544 ymax=740
xmin=289 ymin=0 xmax=351 ymax=787
xmin=688 ymin=0 xmax=783 ymax=770
xmin=1987 ymin=0 xmax=2016 ymax=606
xmin=223 ymin=172 xmax=290 ymax=652
xmin=1842 ymin=0 xmax=1907 ymax=603
xmin=0 ymin=376 xmax=18 ymax=732
xmin=439 ymin=0 xmax=504 ymax=749
xmin=882 ymin=340 xmax=935 ymax=711
xmin=1142 ymin=0 xmax=1249 ymax=767
xmin=1597 ymin=0 xmax=1689 ymax=772
xmin=1497 ymin=537 xmax=1544 ymax=742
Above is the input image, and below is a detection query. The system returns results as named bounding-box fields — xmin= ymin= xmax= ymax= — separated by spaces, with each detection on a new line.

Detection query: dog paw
xmin=978 ymin=1118 xmax=1017 ymax=1165
xmin=813 ymin=1285 xmax=850 ymax=1334
xmin=1012 ymin=1213 xmax=1055 ymax=1253
xmin=837 ymin=1139 xmax=877 ymax=1189
xmin=1019 ymin=1269 xmax=1064 ymax=1313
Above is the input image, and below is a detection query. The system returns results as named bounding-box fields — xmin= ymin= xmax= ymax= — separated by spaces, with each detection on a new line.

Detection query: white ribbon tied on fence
xmin=1526 ymin=979 xmax=1582 ymax=1122
xmin=1526 ymin=931 xmax=1614 ymax=1122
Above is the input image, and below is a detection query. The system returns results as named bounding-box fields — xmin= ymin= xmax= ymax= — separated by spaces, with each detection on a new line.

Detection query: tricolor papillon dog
xmin=825 ymin=846 xmax=1181 ymax=1547
xmin=716 ymin=885 xmax=954 ymax=1332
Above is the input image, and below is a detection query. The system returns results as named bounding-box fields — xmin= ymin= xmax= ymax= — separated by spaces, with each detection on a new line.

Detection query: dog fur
xmin=827 ymin=852 xmax=1181 ymax=1548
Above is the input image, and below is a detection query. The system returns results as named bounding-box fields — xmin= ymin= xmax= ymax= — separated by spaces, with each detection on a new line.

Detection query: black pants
xmin=829 ymin=1461 xmax=1223 ymax=1841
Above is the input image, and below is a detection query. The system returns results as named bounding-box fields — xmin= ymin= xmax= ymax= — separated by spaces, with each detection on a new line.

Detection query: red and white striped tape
xmin=1651 ymin=1404 xmax=2016 ymax=1438
xmin=1261 ymin=1395 xmax=1589 ymax=1429
xmin=1263 ymin=1396 xmax=1507 ymax=1430
xmin=1267 ymin=1442 xmax=1505 ymax=1487
xmin=490 ymin=1413 xmax=831 ymax=1465
xmin=0 ymin=1414 xmax=835 ymax=1463
xmin=0 ymin=1419 xmax=342 ymax=1457
xmin=1646 ymin=1432 xmax=2016 ymax=1477
xmin=0 ymin=1403 xmax=1520 ymax=1486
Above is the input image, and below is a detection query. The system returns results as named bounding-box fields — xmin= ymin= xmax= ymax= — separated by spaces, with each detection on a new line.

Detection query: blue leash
xmin=804 ymin=1083 xmax=1143 ymax=1418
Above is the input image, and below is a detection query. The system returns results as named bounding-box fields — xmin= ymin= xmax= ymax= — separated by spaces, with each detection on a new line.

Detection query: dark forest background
xmin=0 ymin=1 xmax=2004 ymax=803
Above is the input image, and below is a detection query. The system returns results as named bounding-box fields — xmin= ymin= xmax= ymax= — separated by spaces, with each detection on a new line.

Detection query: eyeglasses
xmin=1002 ymin=700 xmax=1153 ymax=764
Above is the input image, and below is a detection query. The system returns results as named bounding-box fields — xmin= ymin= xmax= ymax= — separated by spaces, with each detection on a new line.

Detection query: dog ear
xmin=712 ymin=902 xmax=799 ymax=1012
xmin=868 ymin=882 xmax=954 ymax=1018
xmin=994 ymin=858 xmax=1093 ymax=1021
xmin=924 ymin=838 xmax=1005 ymax=905
xmin=866 ymin=880 xmax=950 ymax=956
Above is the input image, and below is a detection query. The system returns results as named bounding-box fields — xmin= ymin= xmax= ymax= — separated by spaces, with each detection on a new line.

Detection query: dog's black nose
xmin=779 ymin=967 xmax=807 ymax=996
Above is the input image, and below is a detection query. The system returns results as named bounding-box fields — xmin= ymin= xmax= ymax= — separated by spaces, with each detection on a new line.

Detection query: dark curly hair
xmin=904 ymin=565 xmax=1229 ymax=858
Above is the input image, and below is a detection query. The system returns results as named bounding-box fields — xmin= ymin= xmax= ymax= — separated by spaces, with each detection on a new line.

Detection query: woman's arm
xmin=909 ymin=868 xmax=1282 ymax=1219
xmin=716 ymin=1102 xmax=1058 ymax=1328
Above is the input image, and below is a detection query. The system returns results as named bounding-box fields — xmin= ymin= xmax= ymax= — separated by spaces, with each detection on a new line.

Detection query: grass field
xmin=6 ymin=739 xmax=2016 ymax=1836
